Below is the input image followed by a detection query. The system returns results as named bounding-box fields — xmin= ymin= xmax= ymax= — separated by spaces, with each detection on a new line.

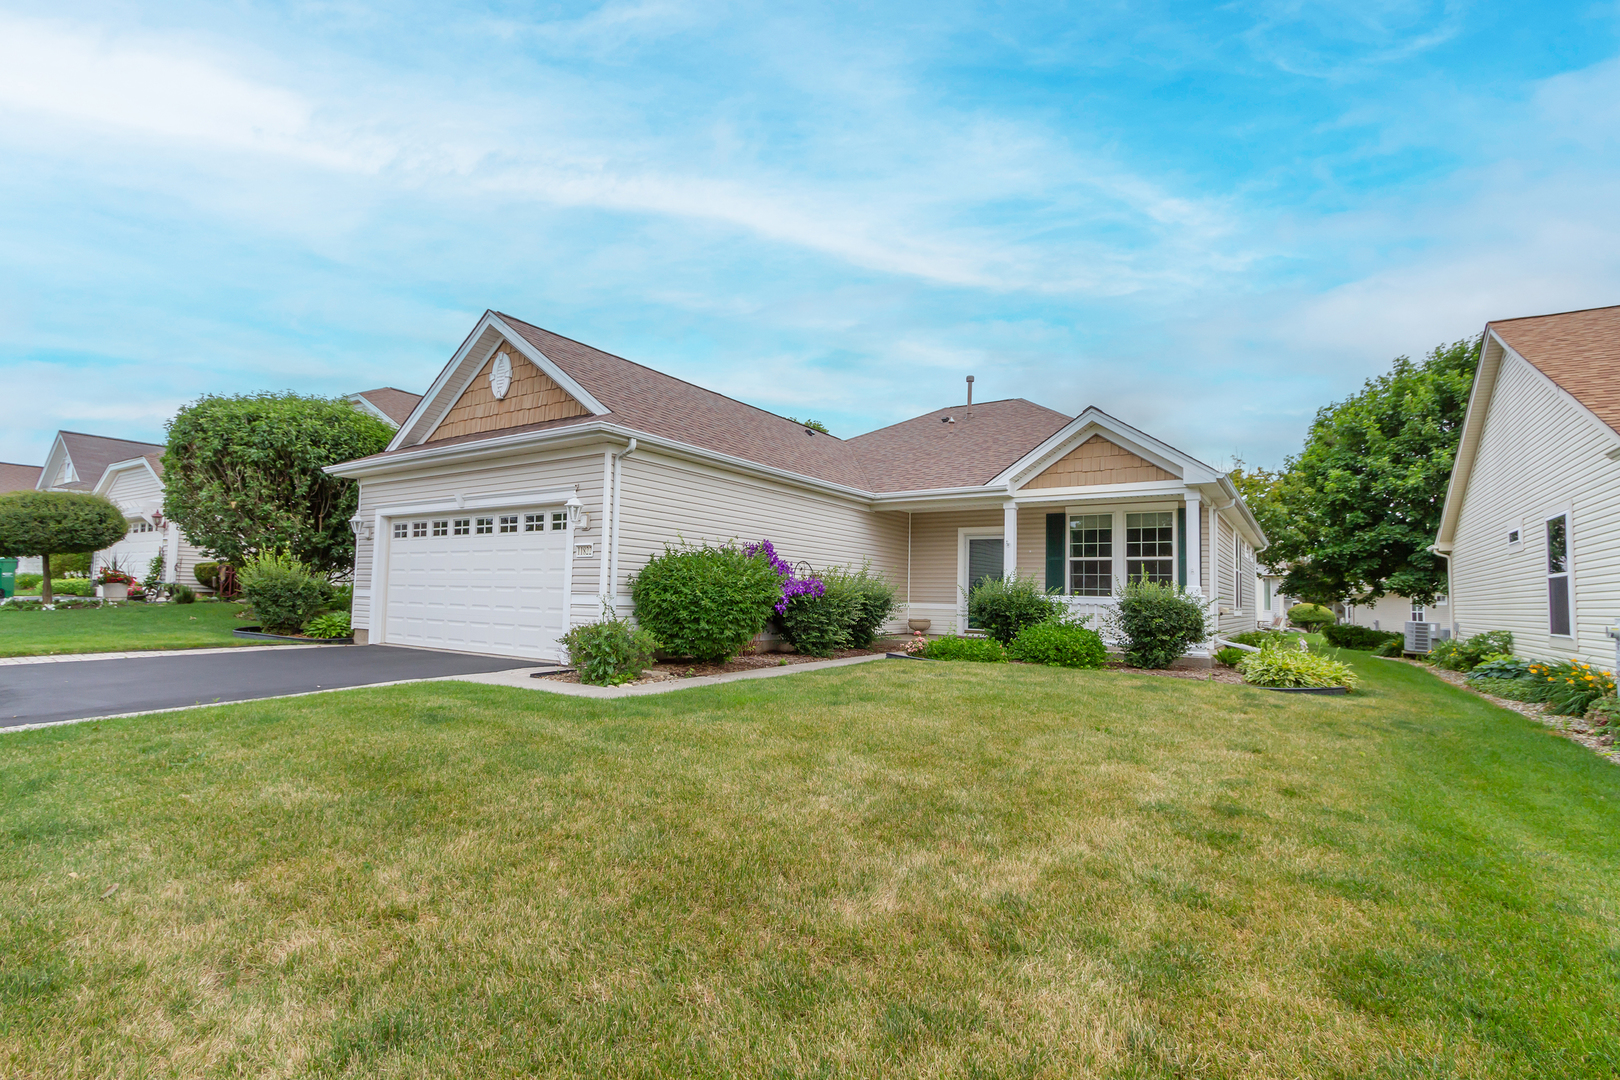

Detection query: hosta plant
xmin=1239 ymin=646 xmax=1358 ymax=691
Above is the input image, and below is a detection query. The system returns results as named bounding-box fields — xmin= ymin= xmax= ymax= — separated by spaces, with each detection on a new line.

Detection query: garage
xmin=381 ymin=508 xmax=570 ymax=660
xmin=96 ymin=519 xmax=165 ymax=583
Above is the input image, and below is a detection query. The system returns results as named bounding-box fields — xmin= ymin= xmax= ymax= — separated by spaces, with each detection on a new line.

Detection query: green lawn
xmin=4 ymin=655 xmax=1619 ymax=1077
xmin=0 ymin=601 xmax=256 ymax=657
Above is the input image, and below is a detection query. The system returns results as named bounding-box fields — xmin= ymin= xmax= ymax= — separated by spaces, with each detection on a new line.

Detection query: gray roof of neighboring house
xmin=0 ymin=462 xmax=43 ymax=494
xmin=51 ymin=433 xmax=166 ymax=490
xmin=350 ymin=387 xmax=424 ymax=427
xmin=350 ymin=312 xmax=1095 ymax=494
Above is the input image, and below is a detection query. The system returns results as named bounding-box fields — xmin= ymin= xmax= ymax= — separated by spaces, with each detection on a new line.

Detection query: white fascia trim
xmin=1437 ymin=329 xmax=1504 ymax=547
xmin=36 ymin=434 xmax=69 ymax=490
xmin=347 ymin=393 xmax=398 ymax=428
xmin=332 ymin=421 xmax=878 ymax=505
xmin=91 ymin=456 xmax=162 ymax=498
xmin=989 ymin=407 xmax=1219 ymax=488
xmin=386 ymin=311 xmax=612 ymax=453
xmin=371 ymin=489 xmax=579 ymax=519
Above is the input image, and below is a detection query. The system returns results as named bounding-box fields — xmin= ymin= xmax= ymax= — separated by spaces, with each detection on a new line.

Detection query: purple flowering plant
xmin=745 ymin=539 xmax=825 ymax=614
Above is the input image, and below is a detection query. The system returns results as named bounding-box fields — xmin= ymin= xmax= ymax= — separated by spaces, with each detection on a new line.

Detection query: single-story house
xmin=329 ymin=311 xmax=1269 ymax=663
xmin=35 ymin=431 xmax=207 ymax=588
xmin=1341 ymin=592 xmax=1447 ymax=634
xmin=1435 ymin=303 xmax=1620 ymax=667
xmin=347 ymin=387 xmax=425 ymax=429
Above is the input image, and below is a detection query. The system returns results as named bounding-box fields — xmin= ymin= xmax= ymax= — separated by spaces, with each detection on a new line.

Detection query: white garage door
xmin=383 ymin=509 xmax=569 ymax=660
xmin=100 ymin=521 xmax=165 ymax=582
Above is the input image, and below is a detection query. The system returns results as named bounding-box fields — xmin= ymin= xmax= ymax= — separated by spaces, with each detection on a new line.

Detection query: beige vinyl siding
xmin=350 ymin=447 xmax=610 ymax=629
xmin=1201 ymin=505 xmax=1211 ymax=605
xmin=611 ymin=451 xmax=909 ymax=615
xmin=1346 ymin=593 xmax=1425 ymax=631
xmin=1213 ymin=511 xmax=1250 ymax=636
xmin=1449 ymin=351 xmax=1620 ymax=665
xmin=907 ymin=509 xmax=1002 ymax=605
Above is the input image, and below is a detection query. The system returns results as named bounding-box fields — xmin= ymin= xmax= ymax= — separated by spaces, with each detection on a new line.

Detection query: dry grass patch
xmin=3 ymin=657 xmax=1620 ymax=1077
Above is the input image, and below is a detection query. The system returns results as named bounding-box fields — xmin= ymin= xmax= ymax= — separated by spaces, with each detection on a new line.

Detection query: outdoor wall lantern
xmin=348 ymin=516 xmax=374 ymax=542
xmin=565 ymin=496 xmax=588 ymax=532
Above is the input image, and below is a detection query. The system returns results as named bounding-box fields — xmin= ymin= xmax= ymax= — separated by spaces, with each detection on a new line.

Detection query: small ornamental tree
xmin=162 ymin=393 xmax=393 ymax=577
xmin=0 ymin=492 xmax=128 ymax=604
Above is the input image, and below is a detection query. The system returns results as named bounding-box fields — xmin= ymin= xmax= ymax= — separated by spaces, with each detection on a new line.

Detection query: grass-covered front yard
xmin=4 ymin=654 xmax=1619 ymax=1076
xmin=0 ymin=601 xmax=253 ymax=657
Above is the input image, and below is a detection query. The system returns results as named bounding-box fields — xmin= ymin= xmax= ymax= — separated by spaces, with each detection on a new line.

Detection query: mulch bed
xmin=536 ymin=647 xmax=889 ymax=685
xmin=1385 ymin=657 xmax=1620 ymax=765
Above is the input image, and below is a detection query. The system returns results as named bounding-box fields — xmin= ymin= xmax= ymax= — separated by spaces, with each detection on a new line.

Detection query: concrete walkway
xmin=456 ymin=653 xmax=892 ymax=699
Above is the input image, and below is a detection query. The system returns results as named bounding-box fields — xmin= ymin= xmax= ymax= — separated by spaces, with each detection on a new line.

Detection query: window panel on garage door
xmin=384 ymin=509 xmax=568 ymax=660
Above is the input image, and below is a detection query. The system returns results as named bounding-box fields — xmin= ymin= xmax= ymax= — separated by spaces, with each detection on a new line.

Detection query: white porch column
xmin=1003 ymin=501 xmax=1019 ymax=580
xmin=1184 ymin=494 xmax=1201 ymax=596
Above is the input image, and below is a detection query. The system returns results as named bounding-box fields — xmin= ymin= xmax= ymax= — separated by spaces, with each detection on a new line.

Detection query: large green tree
xmin=0 ymin=492 xmax=129 ymax=605
xmin=162 ymin=393 xmax=393 ymax=576
xmin=1260 ymin=338 xmax=1480 ymax=607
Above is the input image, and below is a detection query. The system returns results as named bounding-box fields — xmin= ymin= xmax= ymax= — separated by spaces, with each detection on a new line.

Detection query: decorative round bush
xmin=560 ymin=616 xmax=660 ymax=685
xmin=193 ymin=561 xmax=220 ymax=589
xmin=1287 ymin=603 xmax=1334 ymax=630
xmin=921 ymin=635 xmax=1007 ymax=662
xmin=1238 ymin=646 xmax=1358 ymax=690
xmin=966 ymin=576 xmax=1058 ymax=644
xmin=1008 ymin=622 xmax=1107 ymax=668
xmin=1102 ymin=578 xmax=1210 ymax=669
xmin=630 ymin=542 xmax=781 ymax=663
xmin=238 ymin=550 xmax=330 ymax=635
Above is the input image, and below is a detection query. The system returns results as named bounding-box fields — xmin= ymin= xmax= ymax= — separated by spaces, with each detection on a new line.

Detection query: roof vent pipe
xmin=966 ymin=375 xmax=974 ymax=407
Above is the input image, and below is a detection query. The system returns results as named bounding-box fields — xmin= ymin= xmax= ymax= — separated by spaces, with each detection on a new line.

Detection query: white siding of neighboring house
xmin=1343 ymin=593 xmax=1444 ymax=632
xmin=1449 ymin=350 xmax=1620 ymax=666
xmin=90 ymin=466 xmax=207 ymax=588
xmin=612 ymin=449 xmax=911 ymax=628
xmin=350 ymin=446 xmax=611 ymax=634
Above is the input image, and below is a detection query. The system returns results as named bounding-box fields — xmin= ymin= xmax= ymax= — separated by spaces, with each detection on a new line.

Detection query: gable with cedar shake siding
xmin=327 ymin=310 xmax=1268 ymax=663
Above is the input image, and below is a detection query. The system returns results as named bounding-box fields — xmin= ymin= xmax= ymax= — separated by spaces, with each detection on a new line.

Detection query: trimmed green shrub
xmin=966 ymin=575 xmax=1058 ymax=645
xmin=194 ymin=562 xmax=220 ymax=589
xmin=0 ymin=491 xmax=127 ymax=604
xmin=630 ymin=542 xmax=781 ymax=663
xmin=52 ymin=552 xmax=93 ymax=577
xmin=1239 ymin=647 xmax=1358 ymax=690
xmin=1321 ymin=623 xmax=1402 ymax=651
xmin=921 ymin=636 xmax=1007 ymax=662
xmin=835 ymin=565 xmax=899 ymax=648
xmin=303 ymin=611 xmax=352 ymax=639
xmin=1215 ymin=646 xmax=1247 ymax=667
xmin=1287 ymin=603 xmax=1334 ymax=630
xmin=327 ymin=583 xmax=354 ymax=614
xmin=1224 ymin=629 xmax=1289 ymax=648
xmin=1008 ymin=622 xmax=1106 ymax=668
xmin=28 ymin=579 xmax=96 ymax=597
xmin=1102 ymin=577 xmax=1210 ymax=669
xmin=171 ymin=584 xmax=197 ymax=604
xmin=1428 ymin=630 xmax=1512 ymax=672
xmin=779 ymin=584 xmax=856 ymax=657
xmin=560 ymin=616 xmax=660 ymax=686
xmin=15 ymin=573 xmax=42 ymax=591
xmin=239 ymin=550 xmax=329 ymax=635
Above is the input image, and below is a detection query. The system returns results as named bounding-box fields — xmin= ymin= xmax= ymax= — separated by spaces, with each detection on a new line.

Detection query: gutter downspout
xmin=597 ymin=451 xmax=614 ymax=603
xmin=608 ymin=438 xmax=638 ymax=612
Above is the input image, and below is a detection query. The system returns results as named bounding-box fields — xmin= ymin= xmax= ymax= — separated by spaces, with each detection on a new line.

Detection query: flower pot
xmin=908 ymin=618 xmax=932 ymax=632
xmin=102 ymin=582 xmax=128 ymax=601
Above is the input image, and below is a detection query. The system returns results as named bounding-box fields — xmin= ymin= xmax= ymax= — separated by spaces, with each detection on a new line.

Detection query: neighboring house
xmin=1342 ymin=592 xmax=1447 ymax=633
xmin=329 ymin=311 xmax=1268 ymax=663
xmin=1254 ymin=569 xmax=1296 ymax=628
xmin=347 ymin=387 xmax=424 ymax=429
xmin=1 ymin=462 xmax=46 ymax=574
xmin=35 ymin=431 xmax=206 ymax=588
xmin=1435 ymin=303 xmax=1620 ymax=667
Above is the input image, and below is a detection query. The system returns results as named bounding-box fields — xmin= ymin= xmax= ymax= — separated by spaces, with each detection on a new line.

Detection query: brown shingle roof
xmin=55 ymin=432 xmax=165 ymax=490
xmin=352 ymin=387 xmax=424 ymax=426
xmin=0 ymin=462 xmax=42 ymax=494
xmin=844 ymin=400 xmax=1074 ymax=492
xmin=1490 ymin=304 xmax=1620 ymax=434
xmin=348 ymin=313 xmax=1087 ymax=494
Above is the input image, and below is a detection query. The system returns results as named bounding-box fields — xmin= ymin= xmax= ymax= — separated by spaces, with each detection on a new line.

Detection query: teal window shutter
xmin=1045 ymin=513 xmax=1065 ymax=593
xmin=1177 ymin=507 xmax=1187 ymax=588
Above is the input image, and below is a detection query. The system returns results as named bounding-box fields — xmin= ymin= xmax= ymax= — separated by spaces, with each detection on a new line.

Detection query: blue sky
xmin=2 ymin=1 xmax=1618 ymax=473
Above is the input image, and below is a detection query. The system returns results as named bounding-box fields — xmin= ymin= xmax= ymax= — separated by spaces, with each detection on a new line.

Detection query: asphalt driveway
xmin=0 ymin=645 xmax=537 ymax=730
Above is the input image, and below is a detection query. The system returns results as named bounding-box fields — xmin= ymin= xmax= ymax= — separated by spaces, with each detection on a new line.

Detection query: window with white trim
xmin=1548 ymin=513 xmax=1571 ymax=637
xmin=412 ymin=521 xmax=427 ymax=538
xmin=1069 ymin=513 xmax=1112 ymax=596
xmin=433 ymin=520 xmax=448 ymax=536
xmin=499 ymin=515 xmax=518 ymax=533
xmin=1410 ymin=602 xmax=1425 ymax=623
xmin=393 ymin=522 xmax=408 ymax=539
xmin=524 ymin=513 xmax=544 ymax=532
xmin=475 ymin=517 xmax=494 ymax=535
xmin=453 ymin=518 xmax=470 ymax=536
xmin=552 ymin=511 xmax=567 ymax=531
xmin=1125 ymin=512 xmax=1174 ymax=585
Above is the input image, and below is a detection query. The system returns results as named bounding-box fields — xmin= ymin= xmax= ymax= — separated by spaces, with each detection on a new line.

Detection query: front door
xmin=965 ymin=535 xmax=1004 ymax=629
